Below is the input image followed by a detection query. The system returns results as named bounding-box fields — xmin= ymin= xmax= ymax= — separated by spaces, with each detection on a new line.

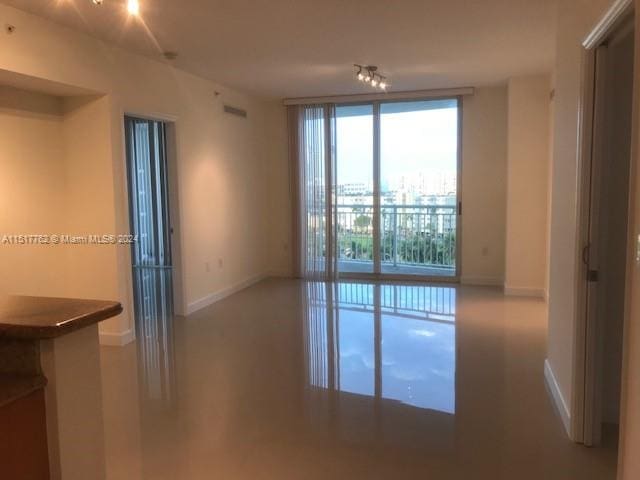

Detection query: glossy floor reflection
xmin=305 ymin=282 xmax=456 ymax=413
xmin=100 ymin=278 xmax=618 ymax=480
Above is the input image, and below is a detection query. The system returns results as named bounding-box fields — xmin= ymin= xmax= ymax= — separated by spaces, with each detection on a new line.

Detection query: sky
xmin=335 ymin=102 xmax=459 ymax=191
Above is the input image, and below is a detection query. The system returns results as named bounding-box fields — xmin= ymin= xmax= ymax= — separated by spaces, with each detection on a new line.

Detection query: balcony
xmin=337 ymin=204 xmax=457 ymax=277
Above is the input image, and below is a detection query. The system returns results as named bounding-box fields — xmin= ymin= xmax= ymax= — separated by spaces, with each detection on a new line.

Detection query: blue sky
xmin=336 ymin=102 xmax=459 ymax=190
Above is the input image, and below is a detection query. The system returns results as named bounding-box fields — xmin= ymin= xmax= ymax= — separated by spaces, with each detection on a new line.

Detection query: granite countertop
xmin=0 ymin=295 xmax=123 ymax=340
xmin=0 ymin=373 xmax=47 ymax=408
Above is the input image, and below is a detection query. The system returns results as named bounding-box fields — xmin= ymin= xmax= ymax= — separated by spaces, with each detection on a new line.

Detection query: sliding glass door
xmin=334 ymin=98 xmax=460 ymax=279
xmin=335 ymin=105 xmax=374 ymax=274
xmin=379 ymin=100 xmax=458 ymax=277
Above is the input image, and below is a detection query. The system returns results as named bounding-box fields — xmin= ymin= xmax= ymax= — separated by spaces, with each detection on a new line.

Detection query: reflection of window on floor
xmin=338 ymin=304 xmax=375 ymax=397
xmin=382 ymin=314 xmax=455 ymax=413
xmin=303 ymin=282 xmax=456 ymax=414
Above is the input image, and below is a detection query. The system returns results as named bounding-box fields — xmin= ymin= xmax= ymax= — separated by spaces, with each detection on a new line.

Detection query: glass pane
xmin=335 ymin=104 xmax=374 ymax=274
xmin=125 ymin=117 xmax=172 ymax=268
xmin=380 ymin=100 xmax=458 ymax=277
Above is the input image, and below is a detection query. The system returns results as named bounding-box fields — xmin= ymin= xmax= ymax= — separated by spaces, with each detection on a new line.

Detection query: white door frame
xmin=573 ymin=0 xmax=634 ymax=445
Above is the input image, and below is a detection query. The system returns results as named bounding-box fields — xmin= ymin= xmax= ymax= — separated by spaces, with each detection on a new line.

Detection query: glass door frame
xmin=335 ymin=96 xmax=462 ymax=283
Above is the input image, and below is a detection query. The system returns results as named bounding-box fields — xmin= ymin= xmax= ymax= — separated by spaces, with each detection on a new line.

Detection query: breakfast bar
xmin=0 ymin=295 xmax=122 ymax=480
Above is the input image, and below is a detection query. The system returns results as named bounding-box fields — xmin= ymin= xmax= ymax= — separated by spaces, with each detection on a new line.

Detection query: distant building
xmin=337 ymin=182 xmax=370 ymax=196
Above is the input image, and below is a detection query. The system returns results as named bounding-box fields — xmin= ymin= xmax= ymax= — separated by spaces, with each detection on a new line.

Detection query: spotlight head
xmin=357 ymin=72 xmax=365 ymax=81
xmin=371 ymin=78 xmax=378 ymax=87
xmin=379 ymin=81 xmax=387 ymax=90
xmin=127 ymin=0 xmax=140 ymax=15
xmin=92 ymin=0 xmax=103 ymax=4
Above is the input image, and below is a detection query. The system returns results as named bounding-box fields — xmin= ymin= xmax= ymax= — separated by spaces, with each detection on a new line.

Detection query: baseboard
xmin=266 ymin=270 xmax=294 ymax=278
xmin=504 ymin=285 xmax=546 ymax=298
xmin=460 ymin=276 xmax=504 ymax=287
xmin=99 ymin=328 xmax=135 ymax=347
xmin=544 ymin=359 xmax=571 ymax=438
xmin=186 ymin=274 xmax=267 ymax=315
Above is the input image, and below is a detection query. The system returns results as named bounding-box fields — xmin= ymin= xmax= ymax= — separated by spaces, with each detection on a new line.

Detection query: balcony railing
xmin=336 ymin=204 xmax=457 ymax=270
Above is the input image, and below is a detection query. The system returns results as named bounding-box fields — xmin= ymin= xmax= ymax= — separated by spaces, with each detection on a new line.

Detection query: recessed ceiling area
xmin=1 ymin=0 xmax=557 ymax=98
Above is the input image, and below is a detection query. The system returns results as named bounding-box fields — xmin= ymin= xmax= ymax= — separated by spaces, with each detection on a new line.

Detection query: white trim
xmin=99 ymin=329 xmax=135 ymax=347
xmin=267 ymin=270 xmax=293 ymax=278
xmin=283 ymin=87 xmax=474 ymax=106
xmin=186 ymin=274 xmax=267 ymax=315
xmin=583 ymin=0 xmax=633 ymax=49
xmin=460 ymin=276 xmax=504 ymax=287
xmin=504 ymin=285 xmax=546 ymax=298
xmin=123 ymin=110 xmax=179 ymax=123
xmin=544 ymin=359 xmax=572 ymax=438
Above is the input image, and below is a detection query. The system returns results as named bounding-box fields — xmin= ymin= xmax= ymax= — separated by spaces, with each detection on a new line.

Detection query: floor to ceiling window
xmin=334 ymin=98 xmax=460 ymax=279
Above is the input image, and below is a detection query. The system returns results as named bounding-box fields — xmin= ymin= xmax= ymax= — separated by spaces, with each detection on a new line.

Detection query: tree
xmin=354 ymin=215 xmax=371 ymax=230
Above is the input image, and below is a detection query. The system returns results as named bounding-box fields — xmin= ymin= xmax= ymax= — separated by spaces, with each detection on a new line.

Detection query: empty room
xmin=1 ymin=0 xmax=640 ymax=479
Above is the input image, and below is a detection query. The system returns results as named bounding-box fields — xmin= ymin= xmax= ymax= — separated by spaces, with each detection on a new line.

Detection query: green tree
xmin=354 ymin=215 xmax=371 ymax=230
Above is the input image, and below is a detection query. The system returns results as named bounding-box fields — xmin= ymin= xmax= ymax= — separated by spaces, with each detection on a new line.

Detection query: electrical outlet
xmin=205 ymin=261 xmax=210 ymax=273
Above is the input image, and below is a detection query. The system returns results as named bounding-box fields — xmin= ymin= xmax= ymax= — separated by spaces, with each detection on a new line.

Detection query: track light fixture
xmin=90 ymin=0 xmax=140 ymax=15
xmin=354 ymin=64 xmax=389 ymax=91
xmin=89 ymin=0 xmax=141 ymax=16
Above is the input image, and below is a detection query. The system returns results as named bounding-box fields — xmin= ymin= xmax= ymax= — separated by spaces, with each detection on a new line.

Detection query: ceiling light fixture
xmin=354 ymin=64 xmax=389 ymax=91
xmin=127 ymin=0 xmax=140 ymax=15
xmin=91 ymin=0 xmax=104 ymax=5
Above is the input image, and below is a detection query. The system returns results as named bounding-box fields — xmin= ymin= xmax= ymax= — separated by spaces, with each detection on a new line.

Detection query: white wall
xmin=461 ymin=87 xmax=508 ymax=285
xmin=0 ymin=87 xmax=69 ymax=297
xmin=265 ymin=104 xmax=292 ymax=277
xmin=546 ymin=74 xmax=556 ymax=300
xmin=504 ymin=75 xmax=551 ymax=297
xmin=0 ymin=4 xmax=281 ymax=341
xmin=545 ymin=0 xmax=615 ymax=433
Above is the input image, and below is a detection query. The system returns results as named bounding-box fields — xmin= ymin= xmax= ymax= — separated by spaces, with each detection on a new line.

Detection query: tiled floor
xmin=100 ymin=278 xmax=618 ymax=479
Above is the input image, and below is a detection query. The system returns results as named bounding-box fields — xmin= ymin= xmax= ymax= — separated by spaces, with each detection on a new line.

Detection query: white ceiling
xmin=2 ymin=0 xmax=557 ymax=99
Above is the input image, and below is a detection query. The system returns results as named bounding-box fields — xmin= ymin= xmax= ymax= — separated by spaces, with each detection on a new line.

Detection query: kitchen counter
xmin=0 ymin=295 xmax=122 ymax=339
xmin=0 ymin=294 xmax=123 ymax=480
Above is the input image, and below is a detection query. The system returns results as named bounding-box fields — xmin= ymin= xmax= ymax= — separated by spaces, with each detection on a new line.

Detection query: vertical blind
xmin=291 ymin=104 xmax=338 ymax=280
xmin=125 ymin=117 xmax=172 ymax=268
xmin=125 ymin=116 xmax=175 ymax=349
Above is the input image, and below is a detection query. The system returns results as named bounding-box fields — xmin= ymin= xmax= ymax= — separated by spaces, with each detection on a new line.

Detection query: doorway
xmin=577 ymin=11 xmax=634 ymax=446
xmin=124 ymin=116 xmax=175 ymax=342
xmin=334 ymin=98 xmax=461 ymax=280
